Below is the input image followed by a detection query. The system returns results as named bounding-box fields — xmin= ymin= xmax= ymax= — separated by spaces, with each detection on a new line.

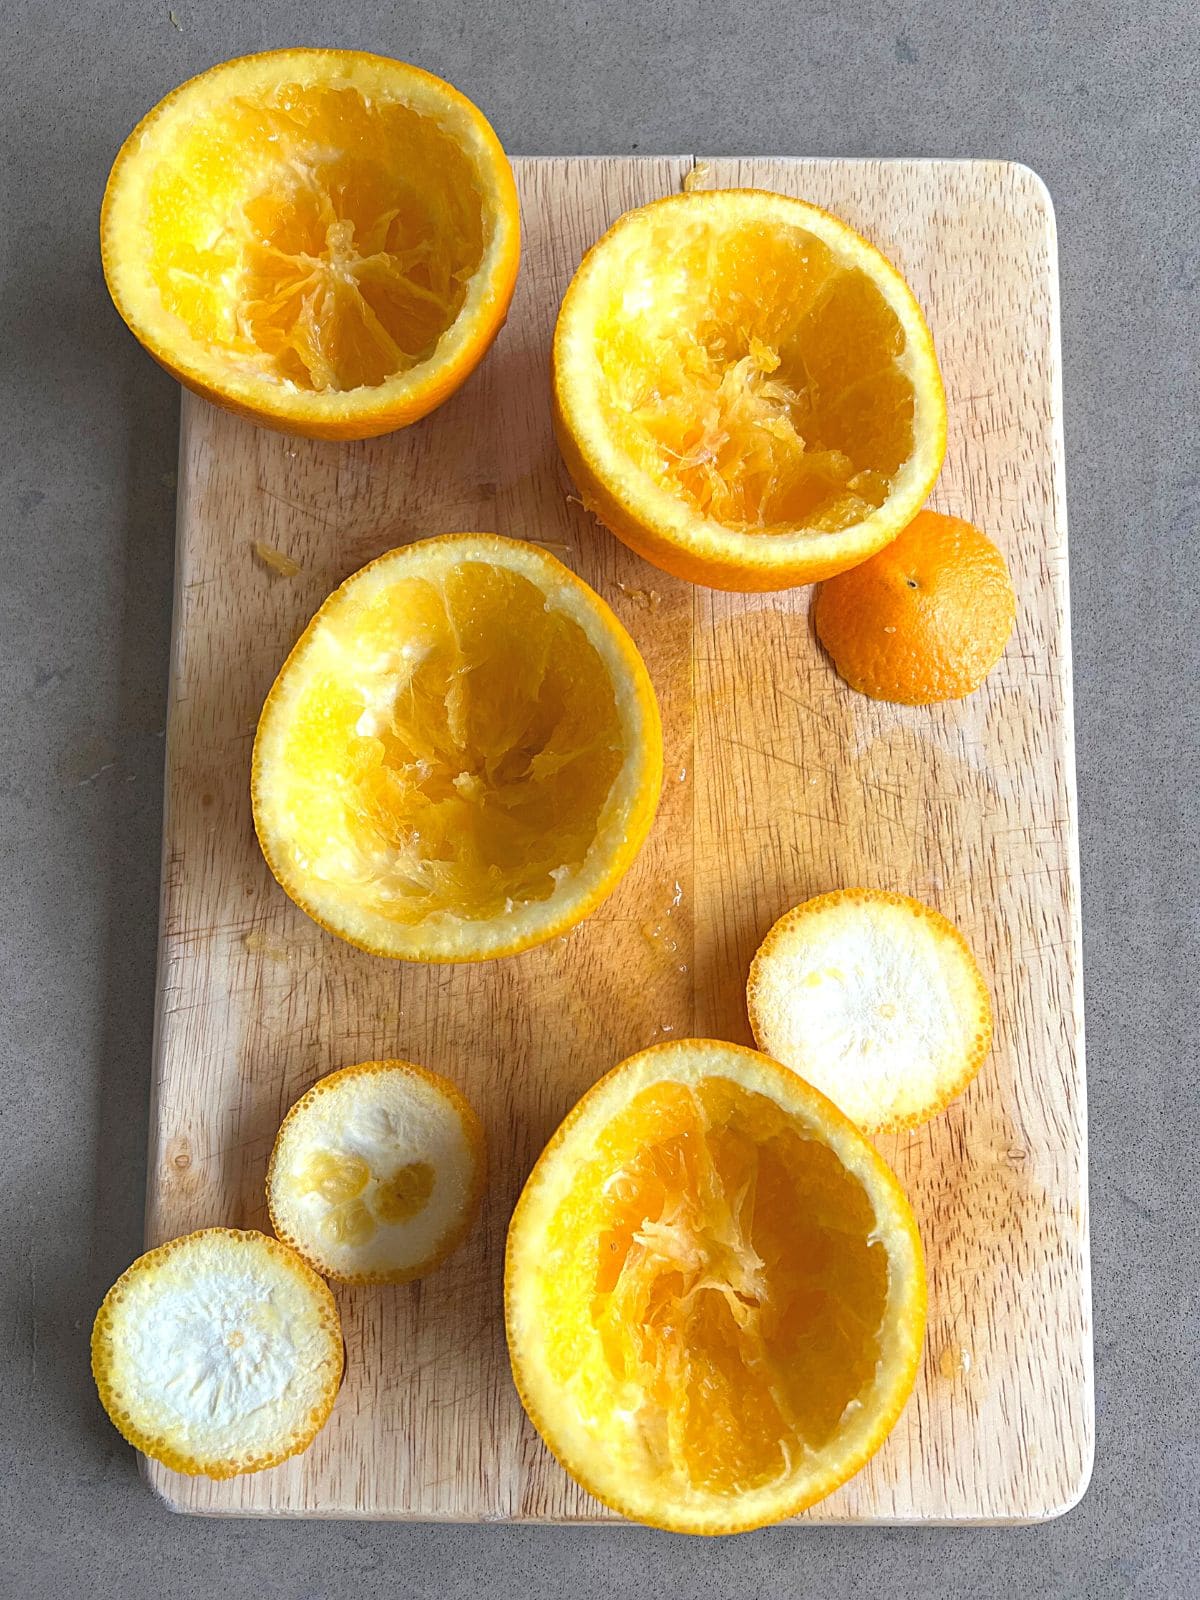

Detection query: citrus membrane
xmin=252 ymin=534 xmax=662 ymax=961
xmin=506 ymin=1040 xmax=925 ymax=1533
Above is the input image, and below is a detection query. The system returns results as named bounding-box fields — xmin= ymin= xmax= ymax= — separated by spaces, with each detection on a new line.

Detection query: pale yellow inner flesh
xmin=142 ymin=83 xmax=487 ymax=390
xmin=277 ymin=561 xmax=624 ymax=926
xmin=541 ymin=1078 xmax=889 ymax=1494
xmin=296 ymin=1148 xmax=435 ymax=1247
xmin=593 ymin=221 xmax=915 ymax=533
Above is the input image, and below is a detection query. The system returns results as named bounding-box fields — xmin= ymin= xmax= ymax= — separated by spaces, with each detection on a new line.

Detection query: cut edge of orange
xmin=91 ymin=1227 xmax=344 ymax=1479
xmin=251 ymin=532 xmax=664 ymax=963
xmin=553 ymin=188 xmax=947 ymax=592
xmin=266 ymin=1059 xmax=487 ymax=1285
xmin=504 ymin=1038 xmax=927 ymax=1535
xmin=101 ymin=49 xmax=520 ymax=439
xmin=747 ymin=888 xmax=994 ymax=1133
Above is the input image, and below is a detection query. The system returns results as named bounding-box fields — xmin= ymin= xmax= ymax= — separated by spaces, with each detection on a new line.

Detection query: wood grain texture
xmin=144 ymin=157 xmax=1091 ymax=1522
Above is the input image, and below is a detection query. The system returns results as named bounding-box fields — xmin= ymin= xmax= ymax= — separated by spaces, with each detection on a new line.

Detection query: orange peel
xmin=505 ymin=1038 xmax=925 ymax=1533
xmin=252 ymin=534 xmax=663 ymax=962
xmin=91 ymin=1228 xmax=343 ymax=1478
xmin=748 ymin=888 xmax=993 ymax=1132
xmin=268 ymin=1060 xmax=485 ymax=1284
xmin=101 ymin=49 xmax=519 ymax=439
xmin=553 ymin=189 xmax=946 ymax=591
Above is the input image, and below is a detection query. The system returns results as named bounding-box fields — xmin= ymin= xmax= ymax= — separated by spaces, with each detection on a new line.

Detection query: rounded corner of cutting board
xmin=139 ymin=1454 xmax=195 ymax=1515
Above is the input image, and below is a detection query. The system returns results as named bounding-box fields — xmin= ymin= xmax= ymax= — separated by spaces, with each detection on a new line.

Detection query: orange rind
xmin=252 ymin=534 xmax=663 ymax=962
xmin=505 ymin=1038 xmax=926 ymax=1533
xmin=815 ymin=510 xmax=1016 ymax=703
xmin=748 ymin=888 xmax=993 ymax=1132
xmin=553 ymin=189 xmax=946 ymax=591
xmin=101 ymin=49 xmax=519 ymax=439
xmin=268 ymin=1060 xmax=485 ymax=1284
xmin=91 ymin=1228 xmax=343 ymax=1478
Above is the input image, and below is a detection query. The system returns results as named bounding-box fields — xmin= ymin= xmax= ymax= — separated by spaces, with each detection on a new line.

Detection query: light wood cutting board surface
xmin=145 ymin=156 xmax=1091 ymax=1522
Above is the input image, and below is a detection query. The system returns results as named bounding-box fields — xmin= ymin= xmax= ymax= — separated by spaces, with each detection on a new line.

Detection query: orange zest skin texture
xmin=553 ymin=189 xmax=947 ymax=591
xmin=252 ymin=534 xmax=663 ymax=963
xmin=815 ymin=510 xmax=1016 ymax=704
xmin=101 ymin=50 xmax=519 ymax=439
xmin=505 ymin=1039 xmax=926 ymax=1533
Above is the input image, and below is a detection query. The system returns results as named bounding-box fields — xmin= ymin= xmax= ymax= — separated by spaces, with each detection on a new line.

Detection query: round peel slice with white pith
xmin=91 ymin=1228 xmax=343 ymax=1478
xmin=268 ymin=1059 xmax=485 ymax=1283
xmin=552 ymin=188 xmax=947 ymax=591
xmin=747 ymin=889 xmax=992 ymax=1133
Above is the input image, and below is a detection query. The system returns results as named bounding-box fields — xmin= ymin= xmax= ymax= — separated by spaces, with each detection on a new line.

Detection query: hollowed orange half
xmin=506 ymin=1039 xmax=926 ymax=1532
xmin=252 ymin=534 xmax=663 ymax=962
xmin=101 ymin=50 xmax=519 ymax=438
xmin=554 ymin=189 xmax=946 ymax=591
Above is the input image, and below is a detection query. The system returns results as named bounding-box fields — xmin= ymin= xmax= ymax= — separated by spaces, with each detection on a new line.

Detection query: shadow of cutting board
xmin=144 ymin=157 xmax=1091 ymax=1522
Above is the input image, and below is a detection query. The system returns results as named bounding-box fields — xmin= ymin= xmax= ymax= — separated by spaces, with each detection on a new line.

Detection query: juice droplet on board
xmin=938 ymin=1344 xmax=972 ymax=1380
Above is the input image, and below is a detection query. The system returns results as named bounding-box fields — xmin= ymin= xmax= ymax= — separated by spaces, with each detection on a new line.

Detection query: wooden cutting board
xmin=145 ymin=157 xmax=1091 ymax=1522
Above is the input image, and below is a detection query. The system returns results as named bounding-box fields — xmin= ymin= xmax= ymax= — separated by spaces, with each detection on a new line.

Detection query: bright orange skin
xmin=815 ymin=511 xmax=1016 ymax=704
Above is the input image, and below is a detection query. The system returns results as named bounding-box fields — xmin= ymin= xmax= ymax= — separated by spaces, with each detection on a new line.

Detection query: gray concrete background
xmin=2 ymin=1 xmax=1195 ymax=1595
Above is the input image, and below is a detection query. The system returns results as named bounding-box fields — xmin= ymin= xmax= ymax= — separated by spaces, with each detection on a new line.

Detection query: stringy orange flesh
xmin=142 ymin=83 xmax=487 ymax=392
xmin=275 ymin=561 xmax=624 ymax=926
xmin=542 ymin=1077 xmax=889 ymax=1494
xmin=594 ymin=225 xmax=914 ymax=535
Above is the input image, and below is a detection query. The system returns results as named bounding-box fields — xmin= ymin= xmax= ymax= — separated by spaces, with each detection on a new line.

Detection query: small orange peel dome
xmin=553 ymin=189 xmax=947 ymax=591
xmin=747 ymin=889 xmax=993 ymax=1133
xmin=101 ymin=49 xmax=520 ymax=439
xmin=815 ymin=510 xmax=1016 ymax=704
xmin=268 ymin=1060 xmax=485 ymax=1284
xmin=252 ymin=534 xmax=663 ymax=962
xmin=91 ymin=1228 xmax=344 ymax=1479
xmin=505 ymin=1038 xmax=926 ymax=1534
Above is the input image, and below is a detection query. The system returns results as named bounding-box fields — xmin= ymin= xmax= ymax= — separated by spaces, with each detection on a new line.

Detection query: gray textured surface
xmin=1 ymin=1 xmax=1195 ymax=1595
